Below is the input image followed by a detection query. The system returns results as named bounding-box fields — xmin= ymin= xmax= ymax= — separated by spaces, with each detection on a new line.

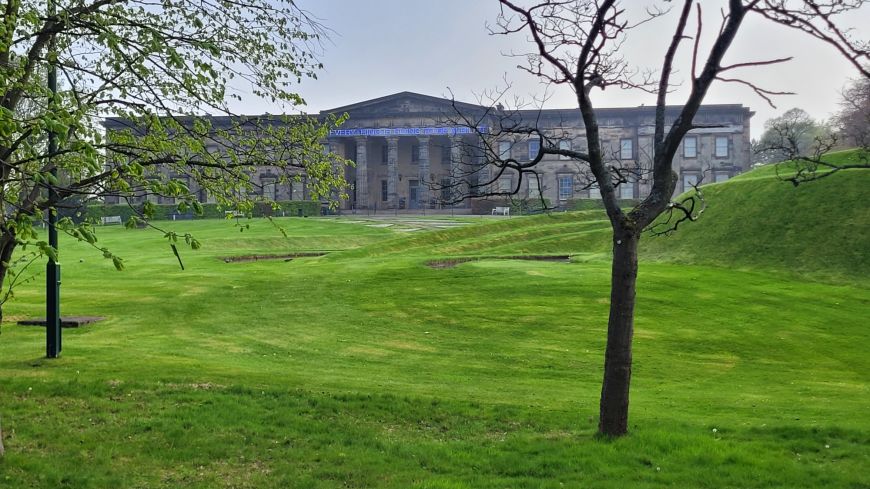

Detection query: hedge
xmin=83 ymin=201 xmax=321 ymax=223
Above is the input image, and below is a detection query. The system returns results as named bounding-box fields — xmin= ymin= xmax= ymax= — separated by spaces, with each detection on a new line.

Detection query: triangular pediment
xmin=320 ymin=91 xmax=484 ymax=118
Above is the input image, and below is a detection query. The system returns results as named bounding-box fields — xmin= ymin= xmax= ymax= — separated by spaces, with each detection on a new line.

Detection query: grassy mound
xmin=643 ymin=150 xmax=870 ymax=281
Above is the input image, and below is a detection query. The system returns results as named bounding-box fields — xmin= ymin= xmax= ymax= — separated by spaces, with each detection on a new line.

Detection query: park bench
xmin=224 ymin=210 xmax=244 ymax=218
xmin=491 ymin=206 xmax=510 ymax=216
xmin=101 ymin=215 xmax=123 ymax=225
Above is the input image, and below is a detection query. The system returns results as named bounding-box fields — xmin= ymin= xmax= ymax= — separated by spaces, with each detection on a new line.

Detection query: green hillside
xmin=348 ymin=149 xmax=869 ymax=282
xmin=643 ymin=150 xmax=870 ymax=281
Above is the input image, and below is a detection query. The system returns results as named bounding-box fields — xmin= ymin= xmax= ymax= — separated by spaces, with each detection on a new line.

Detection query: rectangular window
xmin=442 ymin=144 xmax=452 ymax=164
xmin=619 ymin=182 xmax=634 ymax=200
xmin=498 ymin=141 xmax=511 ymax=160
xmin=381 ymin=180 xmax=388 ymax=201
xmin=559 ymin=140 xmax=571 ymax=160
xmin=291 ymin=180 xmax=304 ymax=201
xmin=528 ymin=176 xmax=540 ymax=198
xmin=261 ymin=177 xmax=277 ymax=200
xmin=528 ymin=139 xmax=540 ymax=160
xmin=558 ymin=175 xmax=573 ymax=200
xmin=589 ymin=187 xmax=601 ymax=199
xmin=715 ymin=136 xmax=729 ymax=158
xmin=498 ymin=176 xmax=512 ymax=193
xmin=620 ymin=138 xmax=634 ymax=160
xmin=411 ymin=144 xmax=420 ymax=163
xmin=382 ymin=144 xmax=389 ymax=164
xmin=714 ymin=172 xmax=730 ymax=183
xmin=683 ymin=136 xmax=698 ymax=158
xmin=682 ymin=173 xmax=699 ymax=191
xmin=322 ymin=143 xmax=331 ymax=155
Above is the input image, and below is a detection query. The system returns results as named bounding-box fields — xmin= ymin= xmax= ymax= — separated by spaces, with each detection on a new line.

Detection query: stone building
xmin=104 ymin=91 xmax=753 ymax=212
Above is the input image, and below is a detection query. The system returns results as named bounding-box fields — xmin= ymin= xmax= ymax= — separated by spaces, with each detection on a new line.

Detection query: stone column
xmin=354 ymin=136 xmax=368 ymax=209
xmin=386 ymin=136 xmax=399 ymax=209
xmin=450 ymin=135 xmax=465 ymax=206
xmin=417 ymin=136 xmax=430 ymax=209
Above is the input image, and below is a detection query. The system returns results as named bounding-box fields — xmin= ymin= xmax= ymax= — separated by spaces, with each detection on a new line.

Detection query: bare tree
xmin=755 ymin=76 xmax=869 ymax=186
xmin=445 ymin=0 xmax=868 ymax=437
xmin=835 ymin=67 xmax=870 ymax=148
xmin=753 ymin=108 xmax=832 ymax=164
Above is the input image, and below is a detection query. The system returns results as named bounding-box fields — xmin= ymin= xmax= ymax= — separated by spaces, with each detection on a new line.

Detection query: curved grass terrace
xmin=0 ymin=159 xmax=867 ymax=488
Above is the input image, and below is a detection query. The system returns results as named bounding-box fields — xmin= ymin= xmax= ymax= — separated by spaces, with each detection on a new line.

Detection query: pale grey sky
xmin=234 ymin=1 xmax=869 ymax=139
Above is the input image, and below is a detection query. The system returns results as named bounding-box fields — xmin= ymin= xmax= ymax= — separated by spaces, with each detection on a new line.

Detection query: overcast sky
xmin=235 ymin=1 xmax=869 ymax=139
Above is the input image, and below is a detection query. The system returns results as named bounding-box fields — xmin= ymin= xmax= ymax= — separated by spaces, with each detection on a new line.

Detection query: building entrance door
xmin=408 ymin=180 xmax=420 ymax=209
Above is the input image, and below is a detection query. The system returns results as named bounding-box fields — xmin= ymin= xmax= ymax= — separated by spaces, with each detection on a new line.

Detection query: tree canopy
xmin=0 ymin=0 xmax=348 ymax=312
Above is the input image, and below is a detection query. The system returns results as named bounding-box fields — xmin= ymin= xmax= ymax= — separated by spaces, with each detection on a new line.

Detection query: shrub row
xmin=82 ymin=201 xmax=321 ymax=223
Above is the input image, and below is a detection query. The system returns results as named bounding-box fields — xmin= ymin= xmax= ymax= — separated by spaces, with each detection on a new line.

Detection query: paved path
xmin=329 ymin=215 xmax=507 ymax=232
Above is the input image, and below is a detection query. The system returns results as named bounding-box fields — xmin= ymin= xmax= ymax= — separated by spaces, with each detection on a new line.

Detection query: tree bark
xmin=0 ymin=230 xmax=19 ymax=325
xmin=598 ymin=227 xmax=639 ymax=436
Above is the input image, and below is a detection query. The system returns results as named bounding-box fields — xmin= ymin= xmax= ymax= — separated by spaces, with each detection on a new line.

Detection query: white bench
xmin=491 ymin=206 xmax=510 ymax=216
xmin=224 ymin=210 xmax=244 ymax=218
xmin=101 ymin=215 xmax=122 ymax=225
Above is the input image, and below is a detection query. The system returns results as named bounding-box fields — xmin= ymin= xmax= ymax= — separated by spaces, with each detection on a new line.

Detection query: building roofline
xmin=103 ymin=92 xmax=753 ymax=129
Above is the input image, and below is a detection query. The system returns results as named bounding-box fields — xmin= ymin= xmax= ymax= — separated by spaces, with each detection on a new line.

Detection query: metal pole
xmin=46 ymin=0 xmax=61 ymax=358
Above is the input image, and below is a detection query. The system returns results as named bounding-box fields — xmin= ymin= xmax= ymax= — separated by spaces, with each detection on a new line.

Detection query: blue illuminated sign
xmin=329 ymin=126 xmax=489 ymax=137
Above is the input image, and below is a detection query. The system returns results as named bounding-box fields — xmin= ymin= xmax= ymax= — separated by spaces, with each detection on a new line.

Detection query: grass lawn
xmin=0 ymin=162 xmax=868 ymax=487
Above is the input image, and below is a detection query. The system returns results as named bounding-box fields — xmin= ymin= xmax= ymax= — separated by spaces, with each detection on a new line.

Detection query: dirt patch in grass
xmin=426 ymin=255 xmax=571 ymax=269
xmin=222 ymin=252 xmax=327 ymax=263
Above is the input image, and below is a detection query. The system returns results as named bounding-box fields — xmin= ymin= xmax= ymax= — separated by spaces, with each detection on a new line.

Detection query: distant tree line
xmin=753 ymin=71 xmax=870 ymax=165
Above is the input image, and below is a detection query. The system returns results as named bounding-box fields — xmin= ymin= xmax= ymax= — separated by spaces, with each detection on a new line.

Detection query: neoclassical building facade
xmin=104 ymin=91 xmax=753 ymax=212
xmin=322 ymin=92 xmax=753 ymax=211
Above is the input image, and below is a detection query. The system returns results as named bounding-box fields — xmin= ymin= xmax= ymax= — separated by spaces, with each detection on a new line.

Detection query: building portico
xmin=328 ymin=129 xmax=480 ymax=210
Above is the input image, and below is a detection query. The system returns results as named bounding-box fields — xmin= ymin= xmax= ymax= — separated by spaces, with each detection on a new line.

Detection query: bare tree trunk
xmin=0 ymin=230 xmax=19 ymax=326
xmin=598 ymin=228 xmax=639 ymax=436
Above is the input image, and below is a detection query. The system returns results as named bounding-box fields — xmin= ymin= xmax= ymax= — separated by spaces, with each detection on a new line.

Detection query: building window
xmin=291 ymin=180 xmax=304 ymax=201
xmin=322 ymin=143 xmax=331 ymax=155
xmin=682 ymin=172 xmax=699 ymax=192
xmin=589 ymin=186 xmax=601 ymax=199
xmin=558 ymin=175 xmax=573 ymax=200
xmin=600 ymin=139 xmax=610 ymax=157
xmin=381 ymin=180 xmax=388 ymax=201
xmin=559 ymin=140 xmax=571 ymax=160
xmin=528 ymin=176 xmax=540 ymax=198
xmin=715 ymin=136 xmax=729 ymax=158
xmin=620 ymin=138 xmax=634 ymax=160
xmin=498 ymin=176 xmax=512 ymax=193
xmin=714 ymin=172 xmax=730 ymax=183
xmin=261 ymin=177 xmax=277 ymax=200
xmin=619 ymin=182 xmax=634 ymax=200
xmin=411 ymin=144 xmax=420 ymax=163
xmin=683 ymin=136 xmax=698 ymax=158
xmin=498 ymin=141 xmax=511 ymax=160
xmin=382 ymin=144 xmax=389 ymax=164
xmin=528 ymin=139 xmax=540 ymax=160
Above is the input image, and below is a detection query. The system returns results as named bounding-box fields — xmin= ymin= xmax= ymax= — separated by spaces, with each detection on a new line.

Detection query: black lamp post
xmin=46 ymin=0 xmax=61 ymax=359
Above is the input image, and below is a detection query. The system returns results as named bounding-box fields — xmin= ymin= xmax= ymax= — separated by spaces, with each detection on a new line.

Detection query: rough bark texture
xmin=0 ymin=231 xmax=18 ymax=325
xmin=598 ymin=228 xmax=639 ymax=436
